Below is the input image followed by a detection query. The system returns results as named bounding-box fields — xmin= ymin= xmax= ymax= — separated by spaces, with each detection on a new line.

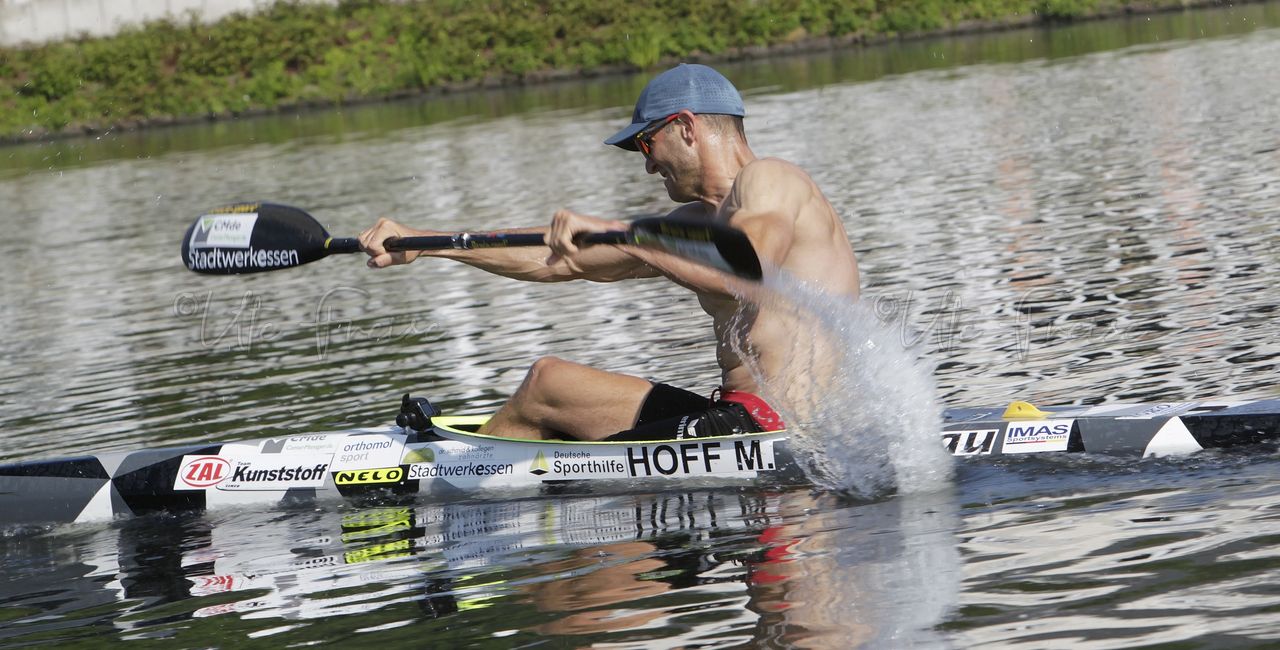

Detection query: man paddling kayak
xmin=359 ymin=63 xmax=860 ymax=441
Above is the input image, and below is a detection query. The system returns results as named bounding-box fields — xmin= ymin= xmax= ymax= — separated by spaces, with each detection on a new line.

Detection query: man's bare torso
xmin=663 ymin=158 xmax=860 ymax=392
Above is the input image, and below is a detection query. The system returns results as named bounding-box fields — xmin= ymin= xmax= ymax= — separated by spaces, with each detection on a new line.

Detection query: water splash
xmin=734 ymin=273 xmax=953 ymax=498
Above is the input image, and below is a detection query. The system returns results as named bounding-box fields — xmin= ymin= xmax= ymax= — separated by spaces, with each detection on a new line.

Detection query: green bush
xmin=0 ymin=0 xmax=1186 ymax=139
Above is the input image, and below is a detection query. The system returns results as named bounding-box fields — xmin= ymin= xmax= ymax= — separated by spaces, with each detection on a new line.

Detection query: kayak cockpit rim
xmin=426 ymin=415 xmax=788 ymax=445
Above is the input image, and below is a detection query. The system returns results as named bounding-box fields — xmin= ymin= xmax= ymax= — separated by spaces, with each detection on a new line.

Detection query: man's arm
xmin=613 ymin=208 xmax=792 ymax=298
xmin=547 ymin=161 xmax=803 ymax=296
xmin=358 ymin=216 xmax=661 ymax=283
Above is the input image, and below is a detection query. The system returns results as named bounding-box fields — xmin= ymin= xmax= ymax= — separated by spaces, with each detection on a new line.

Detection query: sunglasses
xmin=634 ymin=114 xmax=679 ymax=157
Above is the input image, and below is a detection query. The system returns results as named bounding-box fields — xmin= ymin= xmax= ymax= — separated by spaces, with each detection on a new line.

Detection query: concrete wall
xmin=0 ymin=0 xmax=285 ymax=46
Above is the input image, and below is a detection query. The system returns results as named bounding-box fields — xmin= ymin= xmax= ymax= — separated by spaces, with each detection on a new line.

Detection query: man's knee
xmin=509 ymin=357 xmax=576 ymax=424
xmin=517 ymin=356 xmax=581 ymax=405
xmin=524 ymin=356 xmax=570 ymax=389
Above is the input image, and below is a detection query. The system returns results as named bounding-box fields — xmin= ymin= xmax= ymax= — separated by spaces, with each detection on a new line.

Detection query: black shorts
xmin=605 ymin=383 xmax=764 ymax=442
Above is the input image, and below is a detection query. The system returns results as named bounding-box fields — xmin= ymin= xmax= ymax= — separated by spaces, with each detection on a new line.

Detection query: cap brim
xmin=604 ymin=121 xmax=646 ymax=151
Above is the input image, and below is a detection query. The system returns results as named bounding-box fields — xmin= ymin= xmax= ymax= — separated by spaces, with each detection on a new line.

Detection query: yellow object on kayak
xmin=1003 ymin=400 xmax=1049 ymax=419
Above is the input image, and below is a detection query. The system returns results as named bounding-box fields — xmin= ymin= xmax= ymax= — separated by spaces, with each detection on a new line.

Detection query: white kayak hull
xmin=4 ymin=396 xmax=1279 ymax=525
xmin=0 ymin=415 xmax=799 ymax=526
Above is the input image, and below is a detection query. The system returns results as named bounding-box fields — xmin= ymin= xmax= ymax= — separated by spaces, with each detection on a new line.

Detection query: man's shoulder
xmin=737 ymin=157 xmax=812 ymax=185
xmin=730 ymin=157 xmax=815 ymax=212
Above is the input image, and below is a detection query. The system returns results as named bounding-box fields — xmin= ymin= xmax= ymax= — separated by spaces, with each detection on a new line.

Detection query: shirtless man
xmin=359 ymin=63 xmax=859 ymax=441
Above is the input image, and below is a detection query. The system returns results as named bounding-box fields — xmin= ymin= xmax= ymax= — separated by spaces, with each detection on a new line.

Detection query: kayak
xmin=0 ymin=396 xmax=799 ymax=526
xmin=3 ymin=395 xmax=1278 ymax=525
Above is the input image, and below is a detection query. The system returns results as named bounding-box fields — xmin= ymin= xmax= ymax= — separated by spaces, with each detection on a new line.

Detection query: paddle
xmin=180 ymin=202 xmax=762 ymax=280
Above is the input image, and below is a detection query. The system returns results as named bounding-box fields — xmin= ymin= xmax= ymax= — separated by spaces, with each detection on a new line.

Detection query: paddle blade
xmin=630 ymin=217 xmax=763 ymax=281
xmin=181 ymin=203 xmax=335 ymax=274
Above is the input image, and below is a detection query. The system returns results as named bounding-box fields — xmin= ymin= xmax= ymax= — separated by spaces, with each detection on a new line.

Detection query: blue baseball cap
xmin=605 ymin=63 xmax=746 ymax=151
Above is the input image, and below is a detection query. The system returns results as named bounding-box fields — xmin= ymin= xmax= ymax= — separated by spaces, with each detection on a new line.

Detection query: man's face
xmin=640 ymin=115 xmax=700 ymax=203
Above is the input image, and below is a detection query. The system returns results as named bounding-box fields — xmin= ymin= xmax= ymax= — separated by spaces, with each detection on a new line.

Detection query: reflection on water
xmin=0 ymin=489 xmax=961 ymax=647
xmin=950 ymin=454 xmax=1280 ymax=646
xmin=5 ymin=459 xmax=1278 ymax=647
xmin=2 ymin=1 xmax=1280 ymax=647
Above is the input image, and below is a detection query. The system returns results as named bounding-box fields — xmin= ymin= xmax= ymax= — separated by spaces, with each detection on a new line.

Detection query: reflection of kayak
xmin=0 ymin=396 xmax=800 ymax=526
xmin=4 ymin=396 xmax=1279 ymax=525
xmin=15 ymin=490 xmax=806 ymax=630
xmin=187 ymin=491 xmax=780 ymax=621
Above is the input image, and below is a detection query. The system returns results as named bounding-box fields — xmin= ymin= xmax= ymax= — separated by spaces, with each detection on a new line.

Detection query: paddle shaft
xmin=325 ymin=231 xmax=628 ymax=254
xmin=182 ymin=202 xmax=761 ymax=279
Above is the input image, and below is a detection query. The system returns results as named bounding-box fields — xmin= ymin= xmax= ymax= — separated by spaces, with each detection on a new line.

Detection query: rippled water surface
xmin=2 ymin=3 xmax=1280 ymax=647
